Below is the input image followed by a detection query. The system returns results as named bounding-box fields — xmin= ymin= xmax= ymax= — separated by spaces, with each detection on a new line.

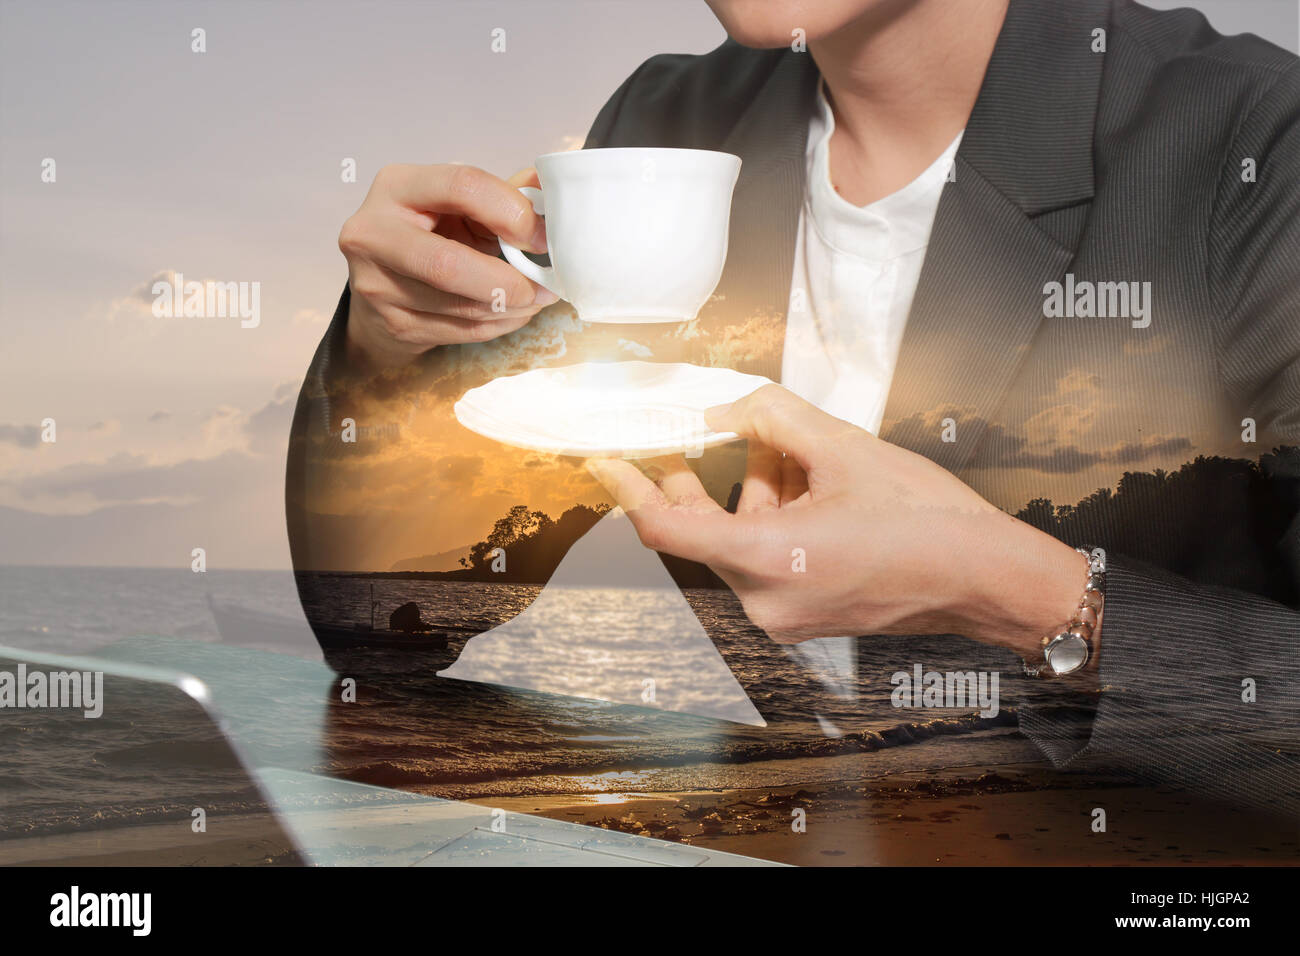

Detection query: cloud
xmin=1104 ymin=435 xmax=1193 ymax=464
xmin=618 ymin=338 xmax=653 ymax=358
xmin=1022 ymin=403 xmax=1094 ymax=449
xmin=0 ymin=376 xmax=310 ymax=568
xmin=245 ymin=391 xmax=297 ymax=455
xmin=100 ymin=269 xmax=179 ymax=323
xmin=4 ymin=384 xmax=298 ymax=512
xmin=882 ymin=405 xmax=1193 ymax=475
xmin=9 ymin=450 xmax=258 ymax=505
xmin=106 ymin=269 xmax=259 ymax=325
xmin=432 ymin=454 xmax=484 ymax=485
xmin=984 ymin=427 xmax=1192 ymax=473
xmin=1123 ymin=334 xmax=1171 ymax=356
xmin=130 ymin=270 xmax=176 ymax=305
xmin=292 ymin=308 xmax=326 ymax=325
xmin=200 ymin=405 xmax=244 ymax=447
xmin=0 ymin=424 xmax=41 ymax=448
xmin=1056 ymin=369 xmax=1101 ymax=397
xmin=881 ymin=363 xmax=1196 ymax=475
xmin=701 ymin=313 xmax=786 ymax=369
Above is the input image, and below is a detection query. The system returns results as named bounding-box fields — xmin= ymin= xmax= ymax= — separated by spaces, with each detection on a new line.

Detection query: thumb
xmin=507 ymin=166 xmax=541 ymax=189
xmin=704 ymin=385 xmax=851 ymax=471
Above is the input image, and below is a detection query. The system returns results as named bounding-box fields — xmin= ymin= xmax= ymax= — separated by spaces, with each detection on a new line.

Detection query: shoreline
xmin=3 ymin=763 xmax=1295 ymax=866
xmin=481 ymin=763 xmax=1299 ymax=866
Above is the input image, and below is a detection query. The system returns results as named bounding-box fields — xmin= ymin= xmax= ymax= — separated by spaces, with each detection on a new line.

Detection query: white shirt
xmin=781 ymin=82 xmax=963 ymax=434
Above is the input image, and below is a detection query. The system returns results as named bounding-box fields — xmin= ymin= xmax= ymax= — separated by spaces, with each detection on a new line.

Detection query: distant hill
xmin=388 ymin=544 xmax=474 ymax=573
xmin=368 ymin=446 xmax=1299 ymax=596
xmin=366 ymin=500 xmax=728 ymax=588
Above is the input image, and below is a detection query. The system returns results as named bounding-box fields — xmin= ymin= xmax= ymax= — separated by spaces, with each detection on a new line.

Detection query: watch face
xmin=1045 ymin=633 xmax=1089 ymax=675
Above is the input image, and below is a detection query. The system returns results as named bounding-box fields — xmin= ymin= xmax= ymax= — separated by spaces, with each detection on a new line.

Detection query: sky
xmin=0 ymin=0 xmax=726 ymax=568
xmin=0 ymin=0 xmax=1296 ymax=570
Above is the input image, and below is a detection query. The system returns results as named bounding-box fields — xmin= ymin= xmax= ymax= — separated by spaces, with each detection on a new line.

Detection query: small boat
xmin=206 ymin=586 xmax=479 ymax=653
xmin=311 ymin=624 xmax=468 ymax=652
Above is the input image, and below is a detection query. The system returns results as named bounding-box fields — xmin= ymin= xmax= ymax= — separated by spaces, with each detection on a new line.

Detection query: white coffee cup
xmin=499 ymin=147 xmax=741 ymax=324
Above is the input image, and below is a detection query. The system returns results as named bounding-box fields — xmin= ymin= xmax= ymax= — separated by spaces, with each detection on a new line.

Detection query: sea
xmin=0 ymin=566 xmax=1068 ymax=836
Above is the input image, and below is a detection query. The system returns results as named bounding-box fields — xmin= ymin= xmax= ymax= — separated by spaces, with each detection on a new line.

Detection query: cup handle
xmin=498 ymin=186 xmax=563 ymax=299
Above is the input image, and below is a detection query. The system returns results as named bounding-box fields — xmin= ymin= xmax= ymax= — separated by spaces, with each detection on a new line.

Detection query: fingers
xmin=462 ymin=168 xmax=543 ymax=244
xmin=736 ymin=440 xmax=811 ymax=511
xmin=387 ymin=164 xmax=546 ymax=252
xmin=781 ymin=453 xmax=810 ymax=505
xmin=639 ymin=455 xmax=721 ymax=511
xmin=506 ymin=167 xmax=541 ymax=189
xmin=358 ymin=262 xmax=544 ymax=321
xmin=341 ymin=163 xmax=560 ymax=358
xmin=349 ymin=217 xmax=549 ymax=309
xmin=737 ymin=441 xmax=782 ymax=513
xmin=444 ymin=213 xmax=510 ymax=253
xmin=463 ymin=169 xmax=541 ymax=246
xmin=585 ymin=458 xmax=731 ymax=566
xmin=370 ymin=301 xmax=536 ymax=348
xmin=704 ymin=384 xmax=855 ymax=472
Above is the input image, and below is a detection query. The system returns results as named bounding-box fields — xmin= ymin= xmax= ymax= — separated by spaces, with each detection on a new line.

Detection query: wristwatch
xmin=1023 ymin=546 xmax=1106 ymax=678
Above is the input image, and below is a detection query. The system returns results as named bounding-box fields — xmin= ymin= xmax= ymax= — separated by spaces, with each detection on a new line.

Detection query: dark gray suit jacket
xmin=289 ymin=0 xmax=1300 ymax=815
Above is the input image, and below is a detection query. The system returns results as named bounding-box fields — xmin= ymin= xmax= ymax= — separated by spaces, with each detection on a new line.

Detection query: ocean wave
xmin=342 ymin=710 xmax=1022 ymax=788
xmin=93 ymin=738 xmax=240 ymax=768
xmin=0 ymin=793 xmax=273 ymax=837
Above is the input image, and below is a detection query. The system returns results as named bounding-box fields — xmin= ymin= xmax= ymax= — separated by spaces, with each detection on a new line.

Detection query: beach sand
xmin=487 ymin=764 xmax=1300 ymax=866
xmin=4 ymin=763 xmax=1294 ymax=866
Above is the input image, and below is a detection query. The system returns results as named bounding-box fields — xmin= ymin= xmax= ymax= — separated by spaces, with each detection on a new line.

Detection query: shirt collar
xmin=806 ymin=78 xmax=963 ymax=260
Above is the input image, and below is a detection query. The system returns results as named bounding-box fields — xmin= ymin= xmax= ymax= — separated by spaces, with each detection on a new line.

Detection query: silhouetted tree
xmin=410 ymin=448 xmax=1300 ymax=598
xmin=1015 ymin=446 xmax=1298 ymax=603
xmin=452 ymin=502 xmax=612 ymax=582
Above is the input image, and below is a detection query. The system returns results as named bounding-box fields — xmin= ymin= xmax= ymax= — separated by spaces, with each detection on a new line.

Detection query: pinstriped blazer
xmin=571 ymin=0 xmax=1300 ymax=814
xmin=289 ymin=0 xmax=1300 ymax=815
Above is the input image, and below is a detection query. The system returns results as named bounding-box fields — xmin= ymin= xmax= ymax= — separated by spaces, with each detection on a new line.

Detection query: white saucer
xmin=454 ymin=361 xmax=773 ymax=458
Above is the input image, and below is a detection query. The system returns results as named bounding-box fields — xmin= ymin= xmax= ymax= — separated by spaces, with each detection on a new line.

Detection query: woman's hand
xmin=338 ymin=164 xmax=559 ymax=373
xmin=586 ymin=385 xmax=1090 ymax=659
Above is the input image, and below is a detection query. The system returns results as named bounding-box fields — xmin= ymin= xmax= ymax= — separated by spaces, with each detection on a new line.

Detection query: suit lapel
xmin=879 ymin=161 xmax=1077 ymax=471
xmin=696 ymin=0 xmax=1112 ymax=467
xmin=880 ymin=0 xmax=1111 ymax=472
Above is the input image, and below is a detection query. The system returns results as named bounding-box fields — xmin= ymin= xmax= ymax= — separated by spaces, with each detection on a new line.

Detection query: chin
xmin=703 ymin=0 xmax=912 ymax=48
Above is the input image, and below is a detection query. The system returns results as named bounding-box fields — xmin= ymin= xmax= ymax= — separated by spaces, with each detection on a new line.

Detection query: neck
xmin=810 ymin=0 xmax=1009 ymax=205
